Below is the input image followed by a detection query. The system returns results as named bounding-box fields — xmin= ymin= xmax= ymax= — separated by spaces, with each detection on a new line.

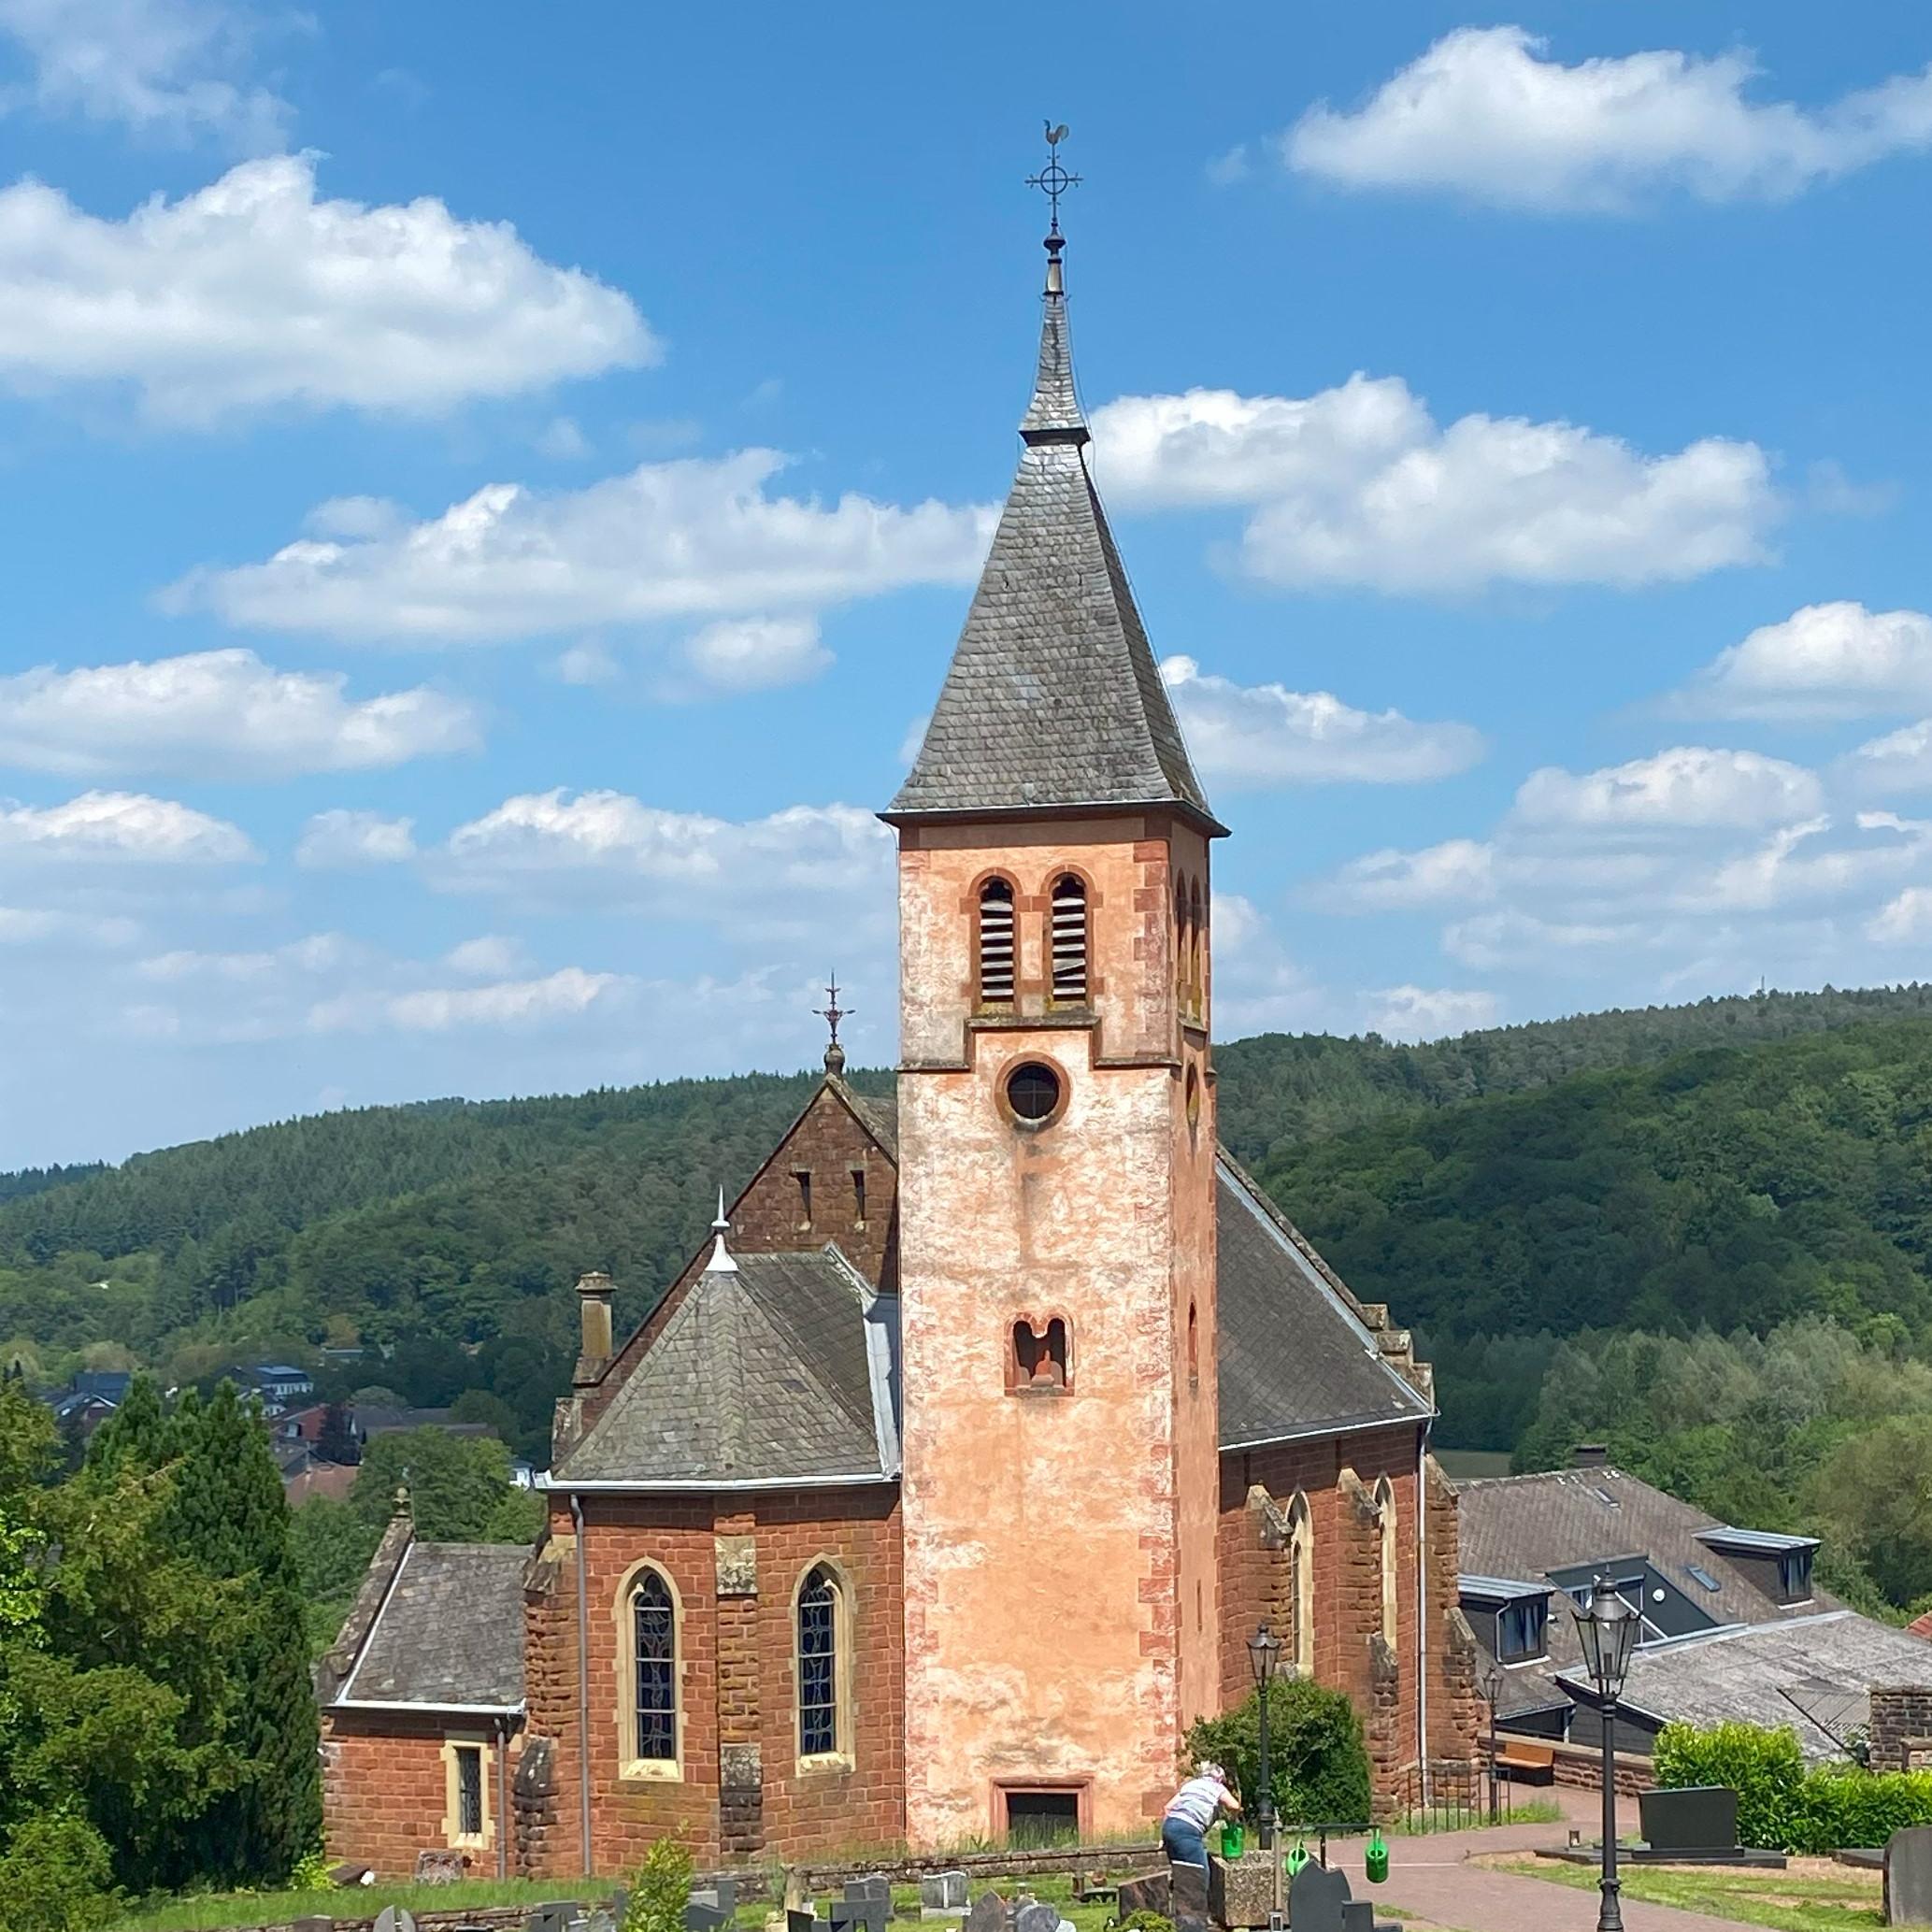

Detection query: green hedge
xmin=1655 ymin=1721 xmax=1932 ymax=1852
xmin=1184 ymin=1682 xmax=1373 ymax=1828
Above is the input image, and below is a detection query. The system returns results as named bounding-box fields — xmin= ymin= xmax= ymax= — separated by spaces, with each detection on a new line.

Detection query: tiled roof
xmin=554 ymin=1246 xmax=898 ymax=1486
xmin=336 ymin=1541 xmax=526 ymax=1710
xmin=889 ymin=244 xmax=1218 ymax=832
xmin=1215 ymin=1156 xmax=1435 ymax=1446
xmin=1590 ymin=1612 xmax=1932 ymax=1761
xmin=1457 ymin=1467 xmax=1845 ymax=1720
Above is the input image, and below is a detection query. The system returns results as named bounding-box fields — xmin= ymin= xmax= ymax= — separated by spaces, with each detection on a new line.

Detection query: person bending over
xmin=1162 ymin=1759 xmax=1241 ymax=1872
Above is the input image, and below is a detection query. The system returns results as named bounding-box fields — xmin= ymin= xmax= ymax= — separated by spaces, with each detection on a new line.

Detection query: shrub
xmin=1654 ymin=1720 xmax=1803 ymax=1850
xmin=1112 ymin=1912 xmax=1176 ymax=1932
xmin=624 ymin=1834 xmax=694 ymax=1932
xmin=0 ymin=1814 xmax=118 ymax=1932
xmin=1657 ymin=1720 xmax=1932 ymax=1853
xmin=1185 ymin=1682 xmax=1373 ymax=1828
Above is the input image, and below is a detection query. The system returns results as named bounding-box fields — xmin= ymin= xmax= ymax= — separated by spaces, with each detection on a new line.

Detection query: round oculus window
xmin=1005 ymin=1061 xmax=1063 ymax=1124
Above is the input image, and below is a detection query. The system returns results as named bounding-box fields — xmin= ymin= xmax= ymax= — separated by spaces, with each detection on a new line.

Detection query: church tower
xmin=884 ymin=205 xmax=1227 ymax=1846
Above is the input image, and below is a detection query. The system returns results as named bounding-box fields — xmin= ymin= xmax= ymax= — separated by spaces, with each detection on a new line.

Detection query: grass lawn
xmin=1499 ymin=1856 xmax=1885 ymax=1932
xmin=115 ymin=1876 xmax=619 ymax=1932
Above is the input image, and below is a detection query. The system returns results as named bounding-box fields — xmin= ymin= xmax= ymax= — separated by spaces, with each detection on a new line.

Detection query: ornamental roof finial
xmin=703 ymin=1187 xmax=736 ymax=1274
xmin=815 ymin=973 xmax=852 ymax=1076
xmin=1022 ymin=122 xmax=1085 ymax=445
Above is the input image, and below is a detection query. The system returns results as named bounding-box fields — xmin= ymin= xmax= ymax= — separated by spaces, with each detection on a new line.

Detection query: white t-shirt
xmin=1165 ymin=1774 xmax=1234 ymax=1832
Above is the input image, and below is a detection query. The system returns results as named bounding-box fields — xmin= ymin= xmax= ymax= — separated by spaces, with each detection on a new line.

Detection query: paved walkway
xmin=1307 ymin=1786 xmax=1766 ymax=1932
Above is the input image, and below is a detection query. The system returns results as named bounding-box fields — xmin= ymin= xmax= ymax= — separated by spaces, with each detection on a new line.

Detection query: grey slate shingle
xmin=339 ymin=1541 xmax=526 ymax=1709
xmin=890 ymin=263 xmax=1218 ymax=830
xmin=555 ymin=1248 xmax=894 ymax=1486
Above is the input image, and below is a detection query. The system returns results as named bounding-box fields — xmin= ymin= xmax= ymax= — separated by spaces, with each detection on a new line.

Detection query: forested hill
xmin=5 ymin=982 xmax=1932 ymax=1463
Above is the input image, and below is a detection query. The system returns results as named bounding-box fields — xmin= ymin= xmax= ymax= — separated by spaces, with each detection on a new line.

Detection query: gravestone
xmin=1013 ymin=1901 xmax=1060 ymax=1932
xmin=831 ymin=1900 xmax=888 ymax=1932
xmin=1288 ymin=1862 xmax=1352 ymax=1932
xmin=1114 ymin=1873 xmax=1170 ymax=1921
xmin=374 ymin=1911 xmax=419 ymax=1932
xmin=921 ymin=1870 xmax=969 ymax=1919
xmin=291 ymin=1918 xmax=333 ymax=1932
xmin=963 ymin=1890 xmax=1005 ymax=1932
xmin=788 ymin=1909 xmax=819 ymax=1932
xmin=1640 ymin=1785 xmax=1739 ymax=1855
xmin=1170 ymin=1859 xmax=1211 ymax=1932
xmin=1209 ymin=1851 xmax=1276 ymax=1929
xmin=524 ymin=1910 xmax=580 ymax=1932
xmin=1340 ymin=1902 xmax=1373 ymax=1932
xmin=846 ymin=1877 xmax=893 ymax=1906
xmin=687 ymin=1903 xmax=731 ymax=1932
xmin=416 ymin=1849 xmax=466 ymax=1884
xmin=1887 ymin=1825 xmax=1932 ymax=1926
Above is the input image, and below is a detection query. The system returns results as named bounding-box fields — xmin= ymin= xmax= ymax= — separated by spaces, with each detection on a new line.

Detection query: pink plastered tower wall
xmin=896 ymin=809 xmax=1220 ymax=1848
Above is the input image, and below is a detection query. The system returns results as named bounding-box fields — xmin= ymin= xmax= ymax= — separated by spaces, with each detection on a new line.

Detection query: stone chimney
xmin=574 ymin=1270 xmax=614 ymax=1385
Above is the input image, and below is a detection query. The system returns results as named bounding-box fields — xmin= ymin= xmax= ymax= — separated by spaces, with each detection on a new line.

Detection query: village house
xmin=318 ymin=216 xmax=1481 ymax=1879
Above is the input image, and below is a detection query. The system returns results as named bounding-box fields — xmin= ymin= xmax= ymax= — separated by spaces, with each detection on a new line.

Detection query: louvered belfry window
xmin=1049 ymin=874 xmax=1088 ymax=1003
xmin=979 ymin=878 xmax=1016 ymax=1005
xmin=798 ymin=1566 xmax=839 ymax=1756
xmin=633 ymin=1569 xmax=676 ymax=1762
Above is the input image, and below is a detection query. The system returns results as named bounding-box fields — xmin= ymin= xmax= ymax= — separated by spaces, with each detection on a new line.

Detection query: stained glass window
xmin=798 ymin=1566 xmax=839 ymax=1757
xmin=633 ymin=1569 xmax=676 ymax=1762
xmin=455 ymin=1744 xmax=483 ymax=1838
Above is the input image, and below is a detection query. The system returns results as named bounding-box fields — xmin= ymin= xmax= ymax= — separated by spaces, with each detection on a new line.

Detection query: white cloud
xmin=552 ymin=639 xmax=621 ymax=687
xmin=0 ymin=154 xmax=655 ymax=422
xmin=537 ymin=414 xmax=591 ymax=460
xmin=1868 ymin=887 xmax=1932 ymax=943
xmin=1160 ymin=654 xmax=1482 ymax=787
xmin=0 ymin=647 xmax=479 ymax=779
xmin=173 ymin=450 xmax=995 ymax=642
xmin=294 ymin=809 xmax=415 ymax=870
xmin=1675 ymin=602 xmax=1932 ymax=721
xmin=0 ymin=904 xmax=138 ymax=945
xmin=442 ymin=934 xmax=527 ymax=977
xmin=676 ymin=615 xmax=830 ymax=694
xmin=1365 ymin=983 xmax=1500 ymax=1039
xmin=1707 ymin=811 xmax=1932 ymax=912
xmin=1092 ymin=380 xmax=1773 ymax=594
xmin=1441 ymin=909 xmax=1634 ymax=970
xmin=1513 ymin=747 xmax=1821 ymax=832
xmin=1322 ymin=838 xmax=1496 ymax=910
xmin=1206 ymin=892 xmax=1328 ymax=1037
xmin=0 ymin=789 xmax=251 ymax=863
xmin=1284 ymin=26 xmax=1932 ymax=212
xmin=137 ymin=932 xmax=349 ymax=980
xmin=0 ymin=0 xmax=290 ymax=148
xmin=308 ymin=965 xmax=625 ymax=1035
xmin=1849 ymin=719 xmax=1932 ymax=793
xmin=437 ymin=789 xmax=895 ymax=937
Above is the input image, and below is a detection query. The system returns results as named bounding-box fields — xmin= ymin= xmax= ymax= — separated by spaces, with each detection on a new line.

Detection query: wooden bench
xmin=1496 ymin=1740 xmax=1556 ymax=1785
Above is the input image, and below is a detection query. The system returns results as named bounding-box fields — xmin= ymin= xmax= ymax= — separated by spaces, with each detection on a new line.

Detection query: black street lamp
xmin=1248 ymin=1623 xmax=1283 ymax=1851
xmin=1483 ymin=1662 xmax=1506 ymax=1824
xmin=1571 ymin=1579 xmax=1639 ymax=1932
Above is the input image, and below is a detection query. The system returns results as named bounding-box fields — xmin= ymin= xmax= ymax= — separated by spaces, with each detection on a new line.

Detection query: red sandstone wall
xmin=522 ymin=1486 xmax=904 ymax=1874
xmin=324 ymin=1710 xmax=521 ymax=1880
xmin=1216 ymin=1430 xmax=1438 ymax=1802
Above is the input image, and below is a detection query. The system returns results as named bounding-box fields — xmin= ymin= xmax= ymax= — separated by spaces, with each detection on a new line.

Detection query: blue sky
xmin=7 ymin=2 xmax=1932 ymax=1165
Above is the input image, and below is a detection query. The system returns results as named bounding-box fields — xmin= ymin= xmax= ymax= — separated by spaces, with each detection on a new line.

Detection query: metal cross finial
xmin=815 ymin=975 xmax=852 ymax=1074
xmin=1026 ymin=121 xmax=1080 ymax=234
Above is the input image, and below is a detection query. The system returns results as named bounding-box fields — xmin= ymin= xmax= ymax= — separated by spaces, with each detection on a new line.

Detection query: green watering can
xmin=1285 ymin=1841 xmax=1310 ymax=1879
xmin=1219 ymin=1818 xmax=1246 ymax=1859
xmin=1364 ymin=1829 xmax=1390 ymax=1885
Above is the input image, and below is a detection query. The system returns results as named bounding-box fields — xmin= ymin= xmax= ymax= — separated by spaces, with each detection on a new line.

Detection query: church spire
xmin=885 ymin=133 xmax=1224 ymax=838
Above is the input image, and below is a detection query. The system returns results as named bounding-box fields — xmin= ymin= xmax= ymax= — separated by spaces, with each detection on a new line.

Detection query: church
xmin=317 ymin=209 xmax=1481 ymax=1880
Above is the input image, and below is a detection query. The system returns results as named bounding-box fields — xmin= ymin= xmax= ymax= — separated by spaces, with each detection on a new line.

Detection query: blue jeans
xmin=1162 ymin=1816 xmax=1209 ymax=1873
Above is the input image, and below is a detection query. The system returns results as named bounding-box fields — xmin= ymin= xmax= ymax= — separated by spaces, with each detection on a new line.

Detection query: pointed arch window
xmin=979 ymin=878 xmax=1016 ymax=1007
xmin=631 ymin=1567 xmax=677 ymax=1764
xmin=1373 ymin=1475 xmax=1398 ymax=1644
xmin=1188 ymin=879 xmax=1206 ymax=1021
xmin=797 ymin=1564 xmax=845 ymax=1760
xmin=1286 ymin=1491 xmax=1315 ymax=1676
xmin=1050 ymin=874 xmax=1088 ymax=1003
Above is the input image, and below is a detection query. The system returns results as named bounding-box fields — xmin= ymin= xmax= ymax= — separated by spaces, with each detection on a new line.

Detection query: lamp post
xmin=1248 ymin=1623 xmax=1283 ymax=1852
xmin=1483 ymin=1662 xmax=1506 ymax=1824
xmin=1571 ymin=1579 xmax=1639 ymax=1932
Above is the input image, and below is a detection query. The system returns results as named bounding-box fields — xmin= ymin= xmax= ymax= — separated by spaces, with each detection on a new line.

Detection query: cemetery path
xmin=1314 ymin=1788 xmax=1766 ymax=1932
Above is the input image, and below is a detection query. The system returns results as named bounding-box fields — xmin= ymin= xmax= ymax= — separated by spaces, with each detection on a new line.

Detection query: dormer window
xmin=979 ymin=878 xmax=1016 ymax=1006
xmin=1050 ymin=874 xmax=1088 ymax=1003
xmin=1496 ymin=1596 xmax=1548 ymax=1662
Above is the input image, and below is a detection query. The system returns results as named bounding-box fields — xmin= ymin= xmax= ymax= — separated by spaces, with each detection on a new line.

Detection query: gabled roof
xmin=553 ymin=1245 xmax=899 ymax=1488
xmin=1214 ymin=1155 xmax=1435 ymax=1447
xmin=334 ymin=1540 xmax=526 ymax=1712
xmin=888 ymin=236 xmax=1219 ymax=834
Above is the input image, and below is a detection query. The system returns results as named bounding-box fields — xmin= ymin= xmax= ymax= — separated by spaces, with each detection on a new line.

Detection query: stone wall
xmin=1216 ymin=1429 xmax=1481 ymax=1806
xmin=1869 ymin=1685 xmax=1932 ymax=1772
xmin=520 ymin=1484 xmax=904 ymax=1875
xmin=322 ymin=1708 xmax=520 ymax=1881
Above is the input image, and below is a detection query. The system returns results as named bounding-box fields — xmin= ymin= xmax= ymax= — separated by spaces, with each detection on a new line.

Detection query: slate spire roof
xmin=887 ymin=232 xmax=1223 ymax=835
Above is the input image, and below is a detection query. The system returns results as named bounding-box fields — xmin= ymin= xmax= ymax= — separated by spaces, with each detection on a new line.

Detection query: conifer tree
xmin=169 ymin=1381 xmax=321 ymax=1885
